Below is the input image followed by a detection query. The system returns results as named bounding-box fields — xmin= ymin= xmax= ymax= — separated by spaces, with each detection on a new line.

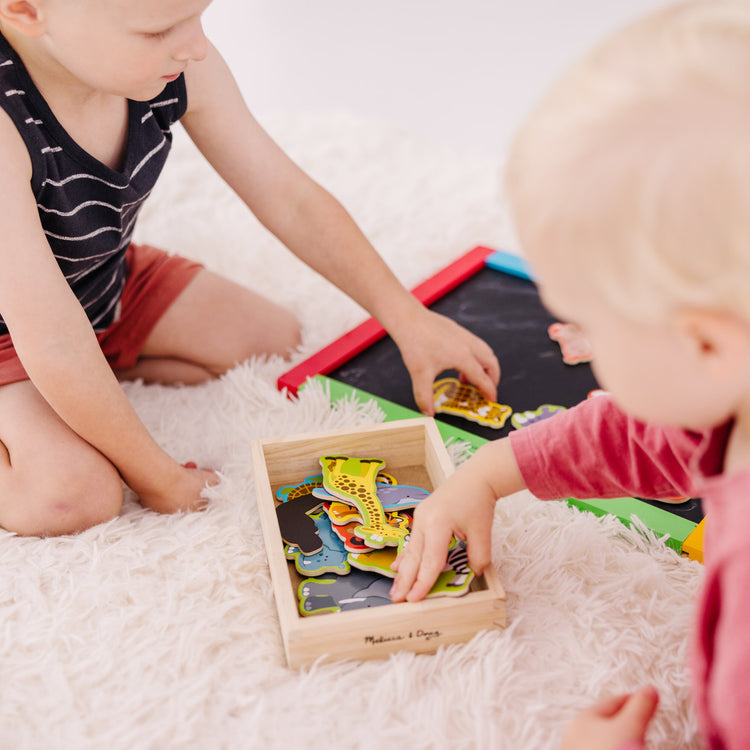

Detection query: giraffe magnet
xmin=319 ymin=455 xmax=409 ymax=550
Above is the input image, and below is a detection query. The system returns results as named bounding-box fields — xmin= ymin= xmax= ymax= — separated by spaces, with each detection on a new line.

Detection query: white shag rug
xmin=0 ymin=115 xmax=704 ymax=750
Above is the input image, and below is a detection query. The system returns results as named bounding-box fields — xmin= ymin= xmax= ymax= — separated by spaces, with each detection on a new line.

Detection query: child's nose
xmin=175 ymin=20 xmax=208 ymax=62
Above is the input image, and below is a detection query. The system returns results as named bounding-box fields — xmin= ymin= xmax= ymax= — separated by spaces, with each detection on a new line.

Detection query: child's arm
xmin=180 ymin=44 xmax=500 ymax=414
xmin=390 ymin=436 xmax=525 ymax=602
xmin=392 ymin=394 xmax=700 ymax=602
xmin=0 ymin=113 xmax=215 ymax=513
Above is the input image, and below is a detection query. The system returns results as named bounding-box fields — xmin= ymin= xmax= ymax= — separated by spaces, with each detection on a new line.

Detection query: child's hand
xmin=391 ymin=438 xmax=524 ymax=602
xmin=390 ymin=470 xmax=497 ymax=602
xmin=559 ymin=687 xmax=659 ymax=750
xmin=390 ymin=307 xmax=500 ymax=416
xmin=136 ymin=462 xmax=219 ymax=515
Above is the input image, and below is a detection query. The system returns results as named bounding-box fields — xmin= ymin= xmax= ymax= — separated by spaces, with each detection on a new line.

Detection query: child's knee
xmin=61 ymin=456 xmax=124 ymax=534
xmin=3 ymin=451 xmax=124 ymax=537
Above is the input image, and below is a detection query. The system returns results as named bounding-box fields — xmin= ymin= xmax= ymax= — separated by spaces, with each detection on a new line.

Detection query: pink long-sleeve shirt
xmin=510 ymin=395 xmax=750 ymax=750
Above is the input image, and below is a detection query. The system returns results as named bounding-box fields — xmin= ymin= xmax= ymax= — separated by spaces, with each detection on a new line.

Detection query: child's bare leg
xmin=114 ymin=357 xmax=217 ymax=385
xmin=116 ymin=269 xmax=302 ymax=384
xmin=0 ymin=381 xmax=124 ymax=537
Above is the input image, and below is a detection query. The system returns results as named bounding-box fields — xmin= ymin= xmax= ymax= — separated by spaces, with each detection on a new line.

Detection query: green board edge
xmin=566 ymin=497 xmax=695 ymax=553
xmin=305 ymin=375 xmax=697 ymax=553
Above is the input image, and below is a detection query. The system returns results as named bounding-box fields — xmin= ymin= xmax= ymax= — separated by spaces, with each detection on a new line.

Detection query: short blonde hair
xmin=506 ymin=0 xmax=750 ymax=321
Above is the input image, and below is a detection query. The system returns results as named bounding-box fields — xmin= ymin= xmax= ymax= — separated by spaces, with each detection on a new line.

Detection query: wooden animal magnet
xmin=329 ymin=519 xmax=372 ymax=553
xmin=511 ymin=404 xmax=566 ymax=430
xmin=547 ymin=322 xmax=593 ymax=365
xmin=315 ymin=483 xmax=429 ymax=521
xmin=321 ymin=499 xmax=362 ymax=526
xmin=285 ymin=511 xmax=351 ymax=576
xmin=320 ymin=456 xmax=409 ymax=550
xmin=349 ymin=538 xmax=475 ymax=598
xmin=348 ymin=546 xmax=399 ymax=578
xmin=432 ymin=377 xmax=512 ymax=429
xmin=427 ymin=540 xmax=475 ymax=597
xmin=329 ymin=510 xmax=412 ymax=553
xmin=276 ymin=476 xmax=324 ymax=502
xmin=297 ymin=570 xmax=393 ymax=617
xmin=275 ymin=493 xmax=326 ymax=555
xmin=375 ymin=484 xmax=429 ymax=511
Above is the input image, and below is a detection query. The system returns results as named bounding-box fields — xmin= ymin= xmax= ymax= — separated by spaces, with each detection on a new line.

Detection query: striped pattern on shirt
xmin=0 ymin=32 xmax=187 ymax=335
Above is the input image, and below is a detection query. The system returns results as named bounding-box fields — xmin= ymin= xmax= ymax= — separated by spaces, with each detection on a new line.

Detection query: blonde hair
xmin=506 ymin=0 xmax=750 ymax=321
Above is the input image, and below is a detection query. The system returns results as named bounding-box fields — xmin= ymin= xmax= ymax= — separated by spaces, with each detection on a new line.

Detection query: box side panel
xmin=260 ymin=420 xmax=430 ymax=487
xmin=286 ymin=593 xmax=506 ymax=668
xmin=249 ymin=440 xmax=303 ymax=661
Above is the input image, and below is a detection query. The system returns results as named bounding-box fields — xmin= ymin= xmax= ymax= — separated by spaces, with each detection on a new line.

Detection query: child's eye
xmin=143 ymin=28 xmax=172 ymax=40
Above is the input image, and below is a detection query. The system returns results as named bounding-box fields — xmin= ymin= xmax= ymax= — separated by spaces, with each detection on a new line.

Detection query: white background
xmin=204 ymin=0 xmax=669 ymax=160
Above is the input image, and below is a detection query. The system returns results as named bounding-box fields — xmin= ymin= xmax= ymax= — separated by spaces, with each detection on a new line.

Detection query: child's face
xmin=40 ymin=0 xmax=212 ymax=100
xmin=529 ymin=244 xmax=737 ymax=431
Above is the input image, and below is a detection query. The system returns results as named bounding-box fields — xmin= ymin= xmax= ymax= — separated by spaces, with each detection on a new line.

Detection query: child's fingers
xmin=457 ymin=352 xmax=500 ymax=405
xmin=473 ymin=343 xmax=501 ymax=391
xmin=620 ymin=686 xmax=659 ymax=731
xmin=591 ymin=686 xmax=658 ymax=721
xmin=466 ymin=530 xmax=492 ymax=576
xmin=589 ymin=693 xmax=631 ymax=718
xmin=406 ymin=534 xmax=452 ymax=601
xmin=412 ymin=375 xmax=436 ymax=416
xmin=390 ymin=526 xmax=453 ymax=602
xmin=483 ymin=347 xmax=502 ymax=386
xmin=389 ymin=531 xmax=425 ymax=601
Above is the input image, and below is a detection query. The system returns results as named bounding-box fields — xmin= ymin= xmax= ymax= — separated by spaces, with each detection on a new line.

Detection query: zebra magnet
xmin=348 ymin=537 xmax=475 ymax=597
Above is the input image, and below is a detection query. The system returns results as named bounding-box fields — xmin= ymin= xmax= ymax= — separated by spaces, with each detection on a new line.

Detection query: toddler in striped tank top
xmin=0 ymin=0 xmax=499 ymax=536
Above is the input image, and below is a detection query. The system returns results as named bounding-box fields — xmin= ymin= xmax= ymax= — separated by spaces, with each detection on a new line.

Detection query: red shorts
xmin=0 ymin=243 xmax=203 ymax=386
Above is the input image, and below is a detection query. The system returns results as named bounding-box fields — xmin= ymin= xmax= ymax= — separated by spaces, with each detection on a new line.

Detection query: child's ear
xmin=676 ymin=308 xmax=750 ymax=385
xmin=0 ymin=0 xmax=47 ymax=38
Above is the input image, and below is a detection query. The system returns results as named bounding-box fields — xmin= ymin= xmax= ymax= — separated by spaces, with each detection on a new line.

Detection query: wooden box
xmin=251 ymin=417 xmax=506 ymax=668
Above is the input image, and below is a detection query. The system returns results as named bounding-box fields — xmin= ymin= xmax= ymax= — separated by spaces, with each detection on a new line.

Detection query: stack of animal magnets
xmin=275 ymin=454 xmax=475 ymax=616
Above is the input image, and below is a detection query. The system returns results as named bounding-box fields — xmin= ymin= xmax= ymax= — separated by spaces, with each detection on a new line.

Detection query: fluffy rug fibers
xmin=0 ymin=117 xmax=704 ymax=749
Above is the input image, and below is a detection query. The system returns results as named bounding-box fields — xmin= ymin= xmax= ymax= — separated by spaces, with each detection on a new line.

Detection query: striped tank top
xmin=0 ymin=32 xmax=187 ymax=335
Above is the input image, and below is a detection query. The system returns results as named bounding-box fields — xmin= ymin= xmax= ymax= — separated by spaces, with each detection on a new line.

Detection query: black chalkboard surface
xmin=332 ymin=266 xmax=600 ymax=442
